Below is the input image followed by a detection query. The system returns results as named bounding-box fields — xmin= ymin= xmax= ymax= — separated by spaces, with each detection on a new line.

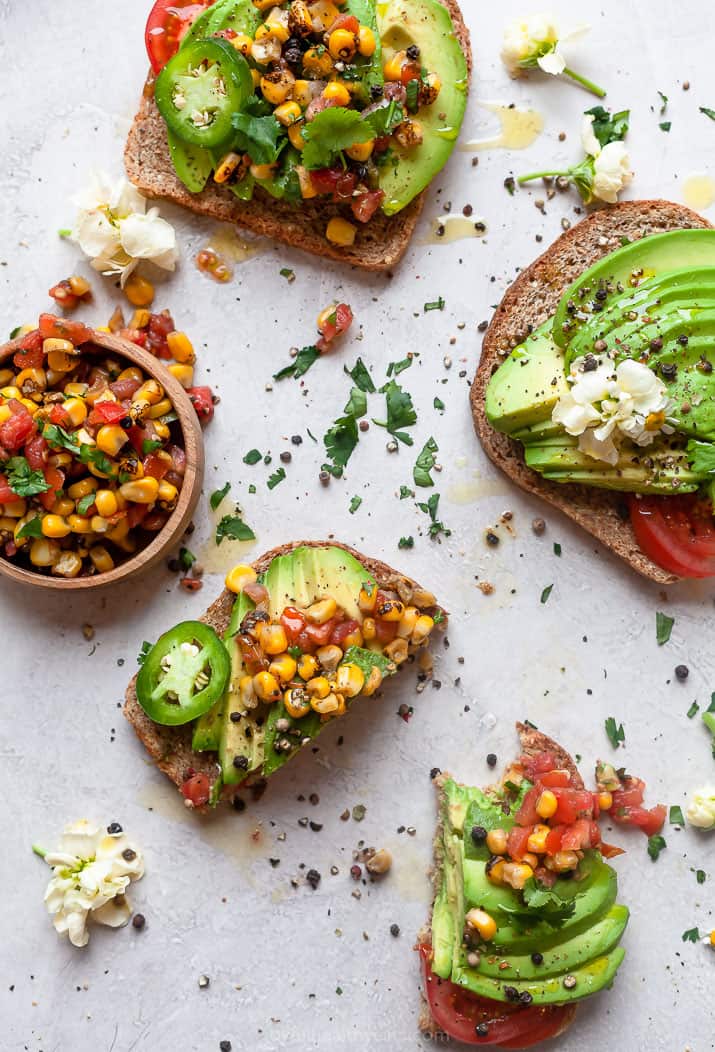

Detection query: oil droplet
xmin=422 ymin=214 xmax=487 ymax=245
xmin=196 ymin=225 xmax=265 ymax=281
xmin=461 ymin=102 xmax=544 ymax=152
xmin=683 ymin=174 xmax=715 ymax=211
xmin=446 ymin=474 xmax=512 ymax=504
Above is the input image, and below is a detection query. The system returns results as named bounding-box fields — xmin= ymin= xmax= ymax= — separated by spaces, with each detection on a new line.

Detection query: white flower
xmin=552 ymin=357 xmax=673 ymax=465
xmin=37 ymin=820 xmax=144 ymax=947
xmin=580 ymin=114 xmax=601 ymax=158
xmin=686 ymin=786 xmax=715 ymax=830
xmin=70 ymin=171 xmax=177 ymax=285
xmin=592 ymin=141 xmax=633 ymax=203
xmin=501 ymin=14 xmax=589 ymax=78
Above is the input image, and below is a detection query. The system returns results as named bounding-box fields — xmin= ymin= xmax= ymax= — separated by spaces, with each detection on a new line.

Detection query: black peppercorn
xmin=122 ymin=848 xmax=137 ymax=862
xmin=430 ymin=767 xmax=441 ymax=780
xmin=107 ymin=822 xmax=123 ymax=835
xmin=486 ymin=753 xmax=497 ymax=768
xmin=220 ymin=1042 xmax=232 ymax=1052
xmin=306 ymin=868 xmax=321 ymax=889
xmin=132 ymin=913 xmax=145 ymax=930
xmin=475 ymin=1023 xmax=489 ymax=1037
xmin=390 ymin=923 xmax=400 ymax=937
xmin=406 ymin=44 xmax=420 ymax=59
xmin=232 ymin=796 xmax=246 ymax=813
xmin=470 ymin=825 xmax=487 ymax=844
xmin=531 ymin=952 xmax=544 ymax=965
xmin=485 ymin=531 xmax=499 ymax=547
xmin=675 ymin=664 xmax=689 ymax=681
xmin=233 ymin=755 xmax=249 ymax=770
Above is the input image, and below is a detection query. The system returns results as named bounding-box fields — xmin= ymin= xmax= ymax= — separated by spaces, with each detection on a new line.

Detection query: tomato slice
xmin=180 ymin=772 xmax=211 ymax=807
xmin=629 ymin=494 xmax=715 ymax=578
xmin=38 ymin=313 xmax=93 ymax=345
xmin=610 ymin=803 xmax=666 ymax=837
xmin=145 ymin=0 xmax=211 ymax=73
xmin=418 ymin=945 xmax=575 ymax=1047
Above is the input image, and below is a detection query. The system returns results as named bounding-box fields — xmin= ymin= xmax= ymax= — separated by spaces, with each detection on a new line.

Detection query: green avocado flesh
xmin=485 ymin=229 xmax=715 ymax=494
xmin=430 ymin=778 xmax=628 ymax=1006
xmin=192 ymin=546 xmax=381 ymax=787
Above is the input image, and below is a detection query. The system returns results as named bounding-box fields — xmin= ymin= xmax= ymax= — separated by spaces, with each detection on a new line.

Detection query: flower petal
xmin=118 ymin=213 xmax=177 ymax=270
xmin=580 ymin=114 xmax=601 ymax=158
xmin=93 ymin=896 xmax=132 ymax=929
xmin=578 ymin=428 xmax=619 ymax=465
xmin=537 ymin=49 xmax=566 ymax=75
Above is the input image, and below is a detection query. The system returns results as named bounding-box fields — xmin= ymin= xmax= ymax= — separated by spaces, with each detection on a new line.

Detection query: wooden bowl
xmin=0 ymin=329 xmax=204 ymax=590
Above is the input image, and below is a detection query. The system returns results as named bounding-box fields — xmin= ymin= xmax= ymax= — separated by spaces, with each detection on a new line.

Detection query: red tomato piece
xmin=0 ymin=475 xmax=17 ymax=502
xmin=91 ymin=401 xmax=128 ymax=426
xmin=329 ymin=13 xmax=359 ymax=33
xmin=374 ymin=618 xmax=398 ymax=644
xmin=0 ymin=403 xmax=36 ymax=452
xmin=600 ymin=841 xmax=626 ymax=859
xmin=545 ymin=825 xmax=565 ymax=855
xmin=110 ymin=377 xmax=142 ymax=400
xmin=187 ymin=386 xmax=215 ymax=424
xmin=38 ymin=466 xmax=64 ymax=511
xmin=145 ymin=311 xmax=176 ymax=359
xmin=515 ymin=785 xmax=540 ymax=827
xmin=539 ymin=770 xmax=572 ymax=788
xmin=310 ymin=168 xmax=352 ymax=196
xmin=519 ymin=751 xmax=558 ymax=782
xmin=400 ymin=61 xmax=421 ymax=85
xmin=17 ymin=329 xmax=43 ymax=353
xmin=280 ymin=607 xmax=307 ymax=645
xmin=237 ymin=634 xmax=269 ymax=675
xmin=560 ymin=818 xmax=592 ymax=852
xmin=611 ymin=776 xmax=645 ymax=808
xmin=48 ymin=404 xmax=72 ymax=428
xmin=143 ymin=453 xmax=170 ymax=480
xmin=13 ymin=343 xmax=44 ymax=370
xmin=629 ymin=493 xmax=715 ymax=578
xmin=551 ymin=788 xmax=596 ymax=825
xmin=24 ymin=434 xmax=48 ymax=470
xmin=304 ymin=620 xmax=336 ymax=648
xmin=145 ymin=0 xmax=211 ymax=73
xmin=507 ymin=825 xmax=533 ymax=861
xmin=317 ymin=304 xmax=354 ymax=354
xmin=127 ymin=504 xmax=149 ymax=529
xmin=351 ymin=189 xmax=385 ymax=224
xmin=180 ymin=772 xmax=211 ymax=807
xmin=330 ymin=619 xmax=361 ymax=647
xmin=120 ymin=327 xmax=148 ymax=349
xmin=611 ymin=803 xmax=667 ymax=837
xmin=38 ymin=313 xmax=92 ymax=345
xmin=589 ymin=820 xmax=602 ymax=848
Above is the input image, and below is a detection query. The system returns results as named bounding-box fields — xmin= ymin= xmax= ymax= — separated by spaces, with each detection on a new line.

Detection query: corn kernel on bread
xmin=471 ymin=200 xmax=712 ymax=584
xmin=124 ymin=0 xmax=471 ymax=270
xmin=123 ymin=539 xmax=445 ymax=798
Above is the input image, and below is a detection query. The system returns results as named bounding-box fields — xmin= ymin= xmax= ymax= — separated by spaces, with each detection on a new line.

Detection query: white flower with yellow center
xmin=501 ymin=15 xmax=604 ymax=96
xmin=34 ymin=820 xmax=144 ymax=947
xmin=552 ymin=356 xmax=673 ymax=465
xmin=686 ymin=786 xmax=715 ymax=830
xmin=70 ymin=172 xmax=177 ymax=285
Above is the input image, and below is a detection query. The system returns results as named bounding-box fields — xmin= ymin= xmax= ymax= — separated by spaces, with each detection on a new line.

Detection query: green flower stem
xmin=517 ymin=170 xmax=570 ymax=185
xmin=562 ymin=66 xmax=607 ymax=98
xmin=32 ymin=844 xmax=47 ymax=859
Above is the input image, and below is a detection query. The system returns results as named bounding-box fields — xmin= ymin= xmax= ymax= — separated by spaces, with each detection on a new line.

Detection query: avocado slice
xmin=541 ymin=468 xmax=700 ymax=494
xmin=553 ymin=229 xmax=715 ymax=349
xmin=192 ymin=589 xmax=254 ymax=752
xmin=511 ymin=418 xmax=564 ymax=443
xmin=431 ymin=876 xmax=457 ymax=978
xmin=376 ymin=0 xmax=468 ymax=215
xmin=485 ymin=325 xmax=569 ymax=435
xmin=524 ymin=438 xmax=698 ymax=475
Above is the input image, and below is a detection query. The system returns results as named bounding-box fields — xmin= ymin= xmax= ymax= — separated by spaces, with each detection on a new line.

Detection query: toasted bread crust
xmin=124 ymin=0 xmax=471 ymax=270
xmin=417 ymin=724 xmax=583 ymax=1041
xmin=471 ymin=200 xmax=712 ymax=584
xmin=124 ymin=539 xmax=444 ymax=796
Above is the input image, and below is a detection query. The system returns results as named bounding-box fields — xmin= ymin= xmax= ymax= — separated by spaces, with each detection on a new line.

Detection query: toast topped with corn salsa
xmin=124 ymin=540 xmax=445 ymax=807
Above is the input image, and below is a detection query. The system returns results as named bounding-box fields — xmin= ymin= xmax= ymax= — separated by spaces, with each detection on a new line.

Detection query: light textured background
xmin=1 ymin=1 xmax=714 ymax=1049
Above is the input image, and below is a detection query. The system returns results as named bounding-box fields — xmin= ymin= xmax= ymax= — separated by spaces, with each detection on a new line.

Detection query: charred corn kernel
xmin=311 ymin=691 xmax=341 ymax=715
xmin=710 ymin=929 xmax=715 ymax=948
xmin=345 ymin=138 xmax=374 ymax=161
xmin=225 ymin=563 xmax=258 ymax=594
xmin=106 ymin=517 xmax=130 ymax=543
xmin=522 ymin=852 xmax=540 ymax=870
xmin=394 ymin=118 xmax=423 ymax=149
xmin=3 ymin=499 xmax=27 ymax=518
xmin=328 ymin=27 xmax=356 ymax=60
xmin=134 ymin=379 xmax=164 ymax=406
xmin=362 ymin=617 xmax=376 ymax=641
xmin=45 ymin=369 xmax=65 ymax=387
xmin=42 ymin=337 xmax=75 ymax=356
xmin=112 ymin=531 xmax=137 ymax=555
xmin=152 ymin=420 xmax=171 ymax=441
xmin=362 ymin=664 xmax=383 ymax=696
xmin=288 ymin=0 xmax=313 ymax=36
xmin=296 ymin=165 xmax=316 ymax=197
xmin=119 ymin=477 xmax=159 ymax=504
xmin=383 ymin=50 xmax=406 ymax=80
xmin=291 ymin=79 xmax=312 ymax=107
xmin=465 ymin=908 xmax=497 ymax=941
xmin=68 ymin=514 xmax=94 ymax=534
xmin=335 ymin=662 xmax=365 ymax=698
xmin=284 ymin=686 xmax=311 ymax=718
xmin=114 ymin=488 xmax=129 ymax=511
xmin=257 ymin=622 xmax=289 ymax=656
xmin=269 ymin=653 xmax=298 ymax=684
xmin=166 ymin=330 xmax=196 ymax=364
xmin=214 ymin=151 xmax=244 ymax=184
xmin=305 ymin=597 xmax=337 ymax=623
xmin=117 ymin=366 xmax=142 ymax=384
xmin=158 ymin=480 xmax=178 ymax=506
xmin=536 ymin=789 xmax=558 ymax=819
xmin=359 ymin=583 xmax=377 ymax=612
xmin=250 ymin=162 xmax=278 ymax=181
xmin=549 ymin=850 xmax=579 ymax=873
xmin=316 ymin=644 xmax=342 ymax=673
xmin=253 ymin=670 xmax=281 ymax=702
xmin=274 ymin=101 xmax=302 ymax=126
xmin=264 ymin=16 xmax=290 ymax=42
xmin=485 ymin=856 xmax=506 ymax=884
xmin=96 ymin=425 xmax=128 ymax=457
xmin=322 ymin=80 xmax=351 ymax=105
xmin=527 ymin=825 xmax=551 ymax=854
xmin=94 ymin=489 xmax=118 ymax=518
xmin=486 ymin=828 xmax=508 ymax=855
xmin=68 ymin=477 xmax=98 ymax=500
xmin=419 ymin=71 xmax=441 ymax=105
xmin=52 ymin=497 xmax=74 ymax=517
xmin=397 ymin=606 xmax=419 ymax=638
xmin=68 ymin=275 xmax=91 ymax=296
xmin=260 ymin=68 xmax=295 ymax=105
xmin=239 ymin=674 xmax=258 ymax=709
xmin=502 ymin=862 xmax=534 ymax=891
xmin=124 ymin=273 xmax=155 ymax=307
xmin=0 ymin=386 xmax=21 ymax=400
xmin=16 ymin=367 xmax=47 ymax=393
xmin=20 ymin=398 xmax=40 ymax=414
xmin=117 ymin=455 xmax=143 ymax=481
xmin=231 ymin=32 xmax=253 ymax=55
xmin=297 ymin=654 xmax=319 ymax=680
xmin=251 ymin=68 xmax=262 ymax=88
xmin=303 ymin=46 xmax=334 ymax=77
xmin=51 ymin=551 xmax=82 ymax=578
xmin=47 ymin=350 xmax=76 ymax=372
xmin=376 ymin=597 xmax=404 ymax=621
xmin=308 ymin=0 xmax=340 ymax=27
xmin=0 ymin=369 xmax=13 ymax=386
xmin=357 ymin=24 xmax=376 ymax=56
xmin=41 ymin=514 xmax=71 ymax=539
xmin=30 ymin=537 xmax=60 ymax=567
xmin=147 ymin=397 xmax=173 ymax=420
xmin=0 ymin=405 xmax=11 ymax=426
xmin=89 ymin=545 xmax=114 ymax=573
xmin=306 ymin=676 xmax=330 ymax=699
xmin=384 ymin=637 xmax=408 ymax=664
xmin=90 ymin=515 xmax=110 ymax=534
xmin=598 ymin=791 xmax=613 ymax=811
xmin=168 ymin=364 xmax=194 ymax=388
xmin=129 ymin=309 xmax=151 ymax=330
xmin=411 ymin=614 xmax=435 ymax=645
xmin=85 ymin=385 xmax=115 ymax=406
xmin=341 ymin=623 xmax=363 ymax=648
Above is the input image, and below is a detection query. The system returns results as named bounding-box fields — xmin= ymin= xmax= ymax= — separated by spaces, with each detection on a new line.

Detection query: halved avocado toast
xmin=124 ymin=540 xmax=445 ymax=806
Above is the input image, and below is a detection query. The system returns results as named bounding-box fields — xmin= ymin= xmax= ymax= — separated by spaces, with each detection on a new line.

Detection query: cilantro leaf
xmin=76 ymin=492 xmax=96 ymax=516
xmin=687 ymin=701 xmax=700 ymax=719
xmin=42 ymin=422 xmax=80 ymax=454
xmin=142 ymin=439 xmax=162 ymax=455
xmin=433 ymin=396 xmax=445 ymax=411
xmin=584 ymin=105 xmax=630 ymax=147
xmin=344 ymin=387 xmax=367 ymax=419
xmin=398 ymin=535 xmax=414 ymax=549
xmin=215 ymin=514 xmax=256 ymax=545
xmin=669 ymin=805 xmax=685 ymax=826
xmin=686 ymin=440 xmax=715 ymax=475
xmin=179 ymin=547 xmax=196 ymax=571
xmin=243 ymin=449 xmax=262 ymax=465
xmin=540 ymin=584 xmax=553 ymax=604
xmin=280 ymin=267 xmax=295 ymax=282
xmin=682 ymin=927 xmax=700 ymax=942
xmin=499 ymin=878 xmax=576 ymax=929
xmin=399 ymin=485 xmax=414 ymax=500
xmin=658 ymin=90 xmax=668 ymax=114
xmin=349 ymin=495 xmax=362 ymax=514
xmin=605 ymin=716 xmax=625 ymax=749
xmin=659 ymin=121 xmax=671 ymax=132
xmin=210 ymin=482 xmax=231 ymax=511
xmin=647 ymin=834 xmax=667 ymax=861
xmin=414 ymin=436 xmax=438 ymax=488
xmin=697 ymin=869 xmax=706 ymax=884
xmin=656 ymin=611 xmax=674 ymax=645
xmin=5 ymin=457 xmax=50 ymax=497
xmin=231 ymin=106 xmax=284 ymax=166
xmin=346 ymin=358 xmax=375 ymax=393
xmin=267 ymin=467 xmax=286 ymax=490
xmin=364 ymin=98 xmax=404 ymax=138
xmin=417 ymin=492 xmax=450 ymax=540
xmin=78 ymin=445 xmax=116 ymax=478
xmin=323 ymin=415 xmax=359 ymax=476
xmin=137 ymin=641 xmax=152 ymax=666
xmin=273 ymin=345 xmax=320 ymax=381
xmin=386 ymin=357 xmax=412 ymax=377
xmin=16 ymin=516 xmax=43 ymax=540
xmin=377 ymin=380 xmax=416 ymax=438
xmin=302 ymin=107 xmax=373 ymax=169
xmin=341 ymin=645 xmax=394 ymax=681
xmin=424 ymin=298 xmax=445 ymax=312
xmin=553 ymin=543 xmax=562 ymax=557
xmin=699 ymin=107 xmax=715 ymax=122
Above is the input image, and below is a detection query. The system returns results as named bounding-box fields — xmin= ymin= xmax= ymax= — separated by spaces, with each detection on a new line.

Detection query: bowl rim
xmin=0 ymin=326 xmax=205 ymax=590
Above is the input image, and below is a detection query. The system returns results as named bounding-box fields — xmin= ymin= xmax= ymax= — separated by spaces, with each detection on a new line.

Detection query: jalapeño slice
xmin=155 ymin=38 xmax=252 ymax=148
xmin=136 ymin=620 xmax=231 ymax=726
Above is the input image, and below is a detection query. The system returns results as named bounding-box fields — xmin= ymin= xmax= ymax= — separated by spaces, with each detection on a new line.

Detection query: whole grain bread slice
xmin=417 ymin=722 xmax=583 ymax=1040
xmin=471 ymin=200 xmax=712 ymax=585
xmin=124 ymin=0 xmax=471 ymax=270
xmin=124 ymin=539 xmax=444 ymax=800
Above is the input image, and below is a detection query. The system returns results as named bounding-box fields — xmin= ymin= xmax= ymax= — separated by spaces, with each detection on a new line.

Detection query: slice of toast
xmin=124 ymin=539 xmax=444 ymax=800
xmin=124 ymin=0 xmax=471 ymax=270
xmin=470 ymin=200 xmax=712 ymax=585
xmin=417 ymin=722 xmax=582 ymax=1041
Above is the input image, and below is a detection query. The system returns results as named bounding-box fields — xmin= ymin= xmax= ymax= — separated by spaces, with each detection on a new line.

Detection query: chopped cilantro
xmin=344 ymin=387 xmax=367 ymax=419
xmin=179 ymin=547 xmax=196 ymax=571
xmin=682 ymin=927 xmax=700 ymax=943
xmin=423 ymin=297 xmax=445 ymax=312
xmin=57 ymin=228 xmax=72 ymax=238
xmin=605 ymin=716 xmax=625 ymax=749
xmin=349 ymin=495 xmax=362 ymax=514
xmin=708 ymin=694 xmax=715 ymax=713
xmin=584 ymin=105 xmax=630 ymax=147
xmin=657 ymin=90 xmax=668 ymax=113
xmin=345 ymin=358 xmax=375 ymax=393
xmin=137 ymin=641 xmax=152 ymax=665
xmin=78 ymin=445 xmax=116 ymax=478
xmin=248 ymin=483 xmax=256 ymax=494
xmin=16 ymin=516 xmax=43 ymax=540
xmin=273 ymin=345 xmax=320 ymax=381
xmin=231 ymin=105 xmax=283 ymax=165
xmin=243 ymin=449 xmax=262 ymax=466
xmin=398 ymin=536 xmax=414 ymax=549
xmin=375 ymin=379 xmax=416 ymax=441
xmin=553 ymin=542 xmax=561 ymax=557
xmin=433 ymin=396 xmax=445 ymax=411
xmin=699 ymin=107 xmax=715 ymax=122
xmin=386 ymin=357 xmax=413 ymax=377
xmin=414 ymin=437 xmax=438 ymax=488
xmin=433 ymin=609 xmax=445 ymax=624
xmin=323 ymin=415 xmax=358 ymax=477
xmin=659 ymin=121 xmax=671 ymax=132
xmin=669 ymin=805 xmax=685 ymax=826
xmin=76 ymin=492 xmax=96 ymax=516
xmin=687 ymin=701 xmax=700 ymax=719
xmin=301 ymin=107 xmax=374 ymax=169
xmin=399 ymin=485 xmax=414 ymax=500
xmin=405 ymin=78 xmax=419 ymax=113
xmin=215 ymin=514 xmax=256 ymax=545
xmin=210 ymin=482 xmax=231 ymax=511
xmin=267 ymin=467 xmax=286 ymax=490
xmin=540 ymin=584 xmax=553 ymax=604
xmin=5 ymin=457 xmax=50 ymax=497
xmin=142 ymin=439 xmax=162 ymax=455
xmin=42 ymin=422 xmax=80 ymax=454
xmin=656 ymin=611 xmax=674 ymax=645
xmin=280 ymin=267 xmax=295 ymax=282
xmin=342 ymin=645 xmax=394 ymax=680
xmin=417 ymin=492 xmax=450 ymax=540
xmin=499 ymin=879 xmax=576 ymax=929
xmin=697 ymin=870 xmax=706 ymax=884
xmin=647 ymin=834 xmax=667 ymax=861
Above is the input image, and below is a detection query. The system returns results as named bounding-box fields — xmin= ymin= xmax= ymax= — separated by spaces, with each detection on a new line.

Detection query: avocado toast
xmin=418 ymin=724 xmax=628 ymax=1047
xmin=124 ymin=540 xmax=445 ymax=806
xmin=472 ymin=199 xmax=715 ymax=583
xmin=125 ymin=0 xmax=471 ymax=269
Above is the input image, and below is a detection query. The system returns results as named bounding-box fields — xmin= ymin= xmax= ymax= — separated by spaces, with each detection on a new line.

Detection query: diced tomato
xmin=127 ymin=504 xmax=149 ymax=529
xmin=600 ymin=841 xmax=626 ymax=859
xmin=48 ymin=404 xmax=72 ymax=428
xmin=515 ymin=785 xmax=540 ymax=827
xmin=120 ymin=327 xmax=148 ymax=349
xmin=0 ymin=475 xmax=17 ymax=502
xmin=611 ymin=803 xmax=667 ymax=837
xmin=316 ymin=303 xmax=354 ymax=355
xmin=110 ymin=377 xmax=142 ymax=400
xmin=145 ymin=0 xmax=211 ymax=73
xmin=507 ymin=825 xmax=533 ymax=862
xmin=280 ymin=607 xmax=307 ymax=645
xmin=400 ymin=61 xmax=421 ymax=85
xmin=544 ymin=825 xmax=565 ymax=855
xmin=551 ymin=788 xmax=596 ymax=825
xmin=560 ymin=818 xmax=592 ymax=852
xmin=304 ymin=620 xmax=337 ymax=648
xmin=38 ymin=465 xmax=64 ymax=510
xmin=372 ymin=134 xmax=391 ymax=154
xmin=374 ymin=618 xmax=398 ymax=644
xmin=143 ymin=453 xmax=170 ymax=480
xmin=187 ymin=386 xmax=215 ymax=424
xmin=90 ymin=401 xmax=128 ymax=426
xmin=310 ymin=168 xmax=357 ymax=200
xmin=330 ymin=619 xmax=361 ymax=647
xmin=180 ymin=772 xmax=211 ymax=807
xmin=328 ymin=13 xmax=359 ymax=34
xmin=145 ymin=311 xmax=176 ymax=359
xmin=519 ymin=751 xmax=558 ymax=782
xmin=0 ymin=402 xmax=35 ymax=452
xmin=127 ymin=423 xmax=160 ymax=457
xmin=38 ymin=313 xmax=92 ymax=345
xmin=16 ymin=328 xmax=43 ymax=353
xmin=589 ymin=820 xmax=602 ymax=847
xmin=24 ymin=434 xmax=48 ymax=471
xmin=168 ymin=444 xmax=186 ymax=476
xmin=611 ymin=777 xmax=645 ymax=808
xmin=237 ymin=634 xmax=269 ymax=675
xmin=48 ymin=280 xmax=79 ymax=311
xmin=539 ymin=770 xmax=572 ymax=788
xmin=351 ymin=189 xmax=385 ymax=224
xmin=13 ymin=343 xmax=44 ymax=370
